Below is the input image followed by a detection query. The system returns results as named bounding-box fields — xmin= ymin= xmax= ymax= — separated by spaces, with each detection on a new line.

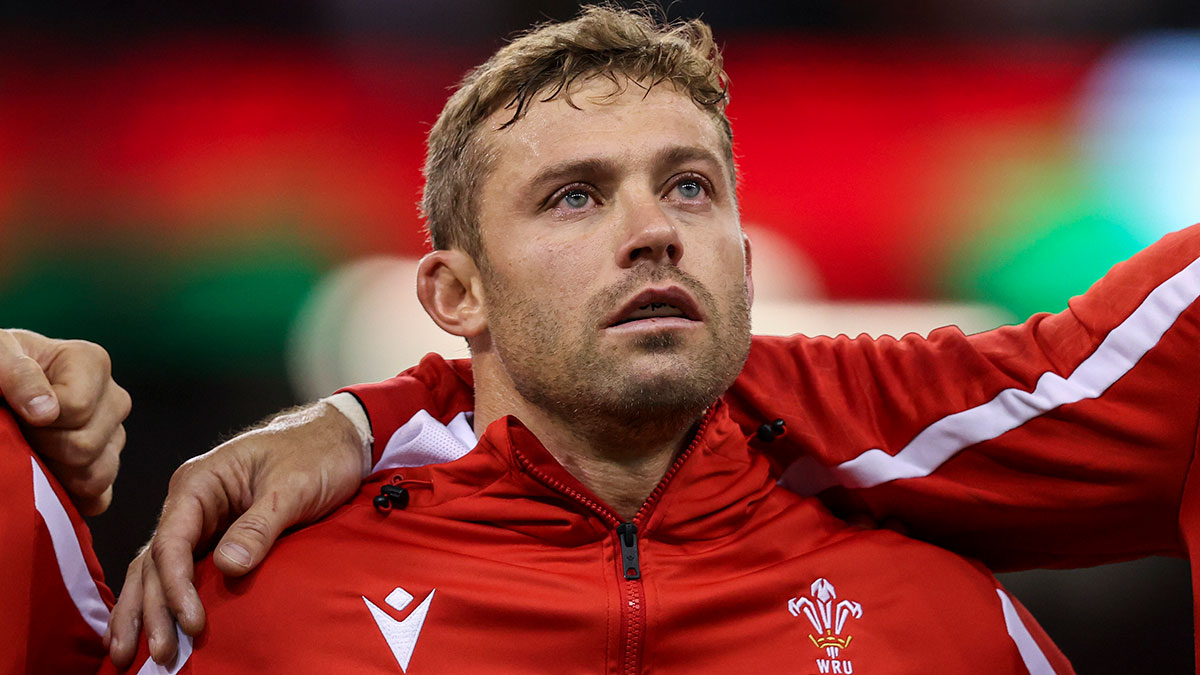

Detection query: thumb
xmin=212 ymin=497 xmax=292 ymax=577
xmin=0 ymin=331 xmax=60 ymax=425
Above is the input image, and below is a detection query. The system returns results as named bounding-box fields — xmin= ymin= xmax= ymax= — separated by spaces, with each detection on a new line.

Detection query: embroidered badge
xmin=788 ymin=578 xmax=863 ymax=673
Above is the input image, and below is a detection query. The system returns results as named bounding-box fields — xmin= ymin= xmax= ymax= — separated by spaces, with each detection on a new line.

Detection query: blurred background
xmin=3 ymin=1 xmax=1198 ymax=670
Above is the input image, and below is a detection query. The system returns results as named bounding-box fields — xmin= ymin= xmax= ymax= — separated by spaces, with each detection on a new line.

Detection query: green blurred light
xmin=0 ymin=230 xmax=328 ymax=378
xmin=943 ymin=158 xmax=1144 ymax=319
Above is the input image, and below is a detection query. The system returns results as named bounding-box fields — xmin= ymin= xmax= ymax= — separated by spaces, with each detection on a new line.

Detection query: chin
xmin=606 ymin=359 xmax=726 ymax=417
xmin=622 ymin=352 xmax=696 ymax=383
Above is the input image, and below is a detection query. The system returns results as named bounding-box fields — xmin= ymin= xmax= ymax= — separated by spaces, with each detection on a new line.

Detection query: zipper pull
xmin=617 ymin=522 xmax=641 ymax=580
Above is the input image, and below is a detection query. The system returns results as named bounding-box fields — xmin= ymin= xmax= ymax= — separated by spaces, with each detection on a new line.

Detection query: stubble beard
xmin=484 ymin=264 xmax=752 ymax=444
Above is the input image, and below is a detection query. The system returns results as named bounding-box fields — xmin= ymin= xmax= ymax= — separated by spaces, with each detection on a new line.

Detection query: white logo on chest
xmin=364 ymin=586 xmax=436 ymax=672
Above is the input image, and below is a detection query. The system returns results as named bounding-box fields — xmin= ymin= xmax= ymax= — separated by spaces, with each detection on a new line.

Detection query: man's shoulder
xmin=341 ymin=352 xmax=476 ymax=429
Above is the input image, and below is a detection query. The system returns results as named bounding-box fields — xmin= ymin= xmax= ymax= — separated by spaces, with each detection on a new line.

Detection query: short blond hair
xmin=421 ymin=3 xmax=732 ymax=259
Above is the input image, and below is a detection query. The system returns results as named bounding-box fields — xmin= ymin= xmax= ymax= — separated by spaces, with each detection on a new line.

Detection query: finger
xmin=28 ymin=385 xmax=129 ymax=469
xmin=140 ymin=551 xmax=179 ymax=665
xmin=109 ymin=551 xmax=148 ymax=669
xmin=59 ymin=425 xmax=125 ymax=516
xmin=150 ymin=493 xmax=211 ymax=636
xmin=41 ymin=340 xmax=112 ymax=429
xmin=212 ymin=498 xmax=292 ymax=577
xmin=0 ymin=330 xmax=60 ymax=425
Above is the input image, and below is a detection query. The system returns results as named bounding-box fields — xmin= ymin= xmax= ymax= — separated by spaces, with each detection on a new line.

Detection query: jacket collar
xmin=365 ymin=354 xmax=776 ymax=544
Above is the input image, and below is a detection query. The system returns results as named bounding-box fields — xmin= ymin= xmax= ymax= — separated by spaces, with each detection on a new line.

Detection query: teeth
xmin=623 ymin=302 xmax=685 ymax=322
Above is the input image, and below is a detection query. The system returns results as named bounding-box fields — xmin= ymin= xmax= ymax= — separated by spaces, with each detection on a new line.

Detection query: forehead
xmin=482 ymin=80 xmax=730 ymax=180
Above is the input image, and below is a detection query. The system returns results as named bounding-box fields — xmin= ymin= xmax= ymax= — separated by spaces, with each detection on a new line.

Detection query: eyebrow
xmin=523 ymin=144 xmax=728 ymax=204
xmin=651 ymin=145 xmax=726 ymax=176
xmin=525 ymin=157 xmax=619 ymax=204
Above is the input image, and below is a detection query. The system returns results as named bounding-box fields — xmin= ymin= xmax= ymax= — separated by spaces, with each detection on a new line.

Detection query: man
xmin=0 ymin=328 xmax=131 ymax=672
xmin=111 ymin=5 xmax=1200 ymax=672
xmin=106 ymin=6 xmax=1072 ymax=673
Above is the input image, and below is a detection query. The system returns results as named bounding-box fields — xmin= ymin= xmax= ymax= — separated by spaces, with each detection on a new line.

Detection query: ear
xmin=742 ymin=233 xmax=755 ymax=308
xmin=416 ymin=250 xmax=487 ymax=338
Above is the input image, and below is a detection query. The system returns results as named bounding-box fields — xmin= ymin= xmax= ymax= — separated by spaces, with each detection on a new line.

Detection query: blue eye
xmin=676 ymin=179 xmax=704 ymax=199
xmin=562 ymin=190 xmax=590 ymax=209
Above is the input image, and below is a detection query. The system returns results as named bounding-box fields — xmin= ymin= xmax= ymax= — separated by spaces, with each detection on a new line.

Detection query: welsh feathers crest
xmin=787 ymin=578 xmax=863 ymax=658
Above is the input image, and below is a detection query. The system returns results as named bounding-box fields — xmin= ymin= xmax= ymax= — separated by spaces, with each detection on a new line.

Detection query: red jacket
xmin=110 ymin=395 xmax=1068 ymax=673
xmin=0 ymin=408 xmax=113 ymax=675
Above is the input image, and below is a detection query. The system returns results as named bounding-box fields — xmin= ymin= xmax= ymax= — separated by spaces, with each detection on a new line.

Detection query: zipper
xmin=512 ymin=408 xmax=715 ymax=674
xmin=615 ymin=522 xmax=644 ymax=675
xmin=617 ymin=522 xmax=641 ymax=579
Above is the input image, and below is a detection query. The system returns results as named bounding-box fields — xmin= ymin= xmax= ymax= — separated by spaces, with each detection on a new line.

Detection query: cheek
xmin=700 ymin=234 xmax=749 ymax=291
xmin=541 ymin=257 xmax=596 ymax=316
xmin=493 ymin=237 xmax=597 ymax=316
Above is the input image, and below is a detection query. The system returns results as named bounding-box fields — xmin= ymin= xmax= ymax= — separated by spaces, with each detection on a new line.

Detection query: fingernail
xmin=219 ymin=542 xmax=251 ymax=568
xmin=26 ymin=395 xmax=56 ymax=418
xmin=149 ymin=635 xmax=160 ymax=656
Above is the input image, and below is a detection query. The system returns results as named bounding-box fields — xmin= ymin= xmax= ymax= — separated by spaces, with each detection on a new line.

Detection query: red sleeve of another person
xmin=0 ymin=407 xmax=113 ymax=674
xmin=728 ymin=223 xmax=1200 ymax=572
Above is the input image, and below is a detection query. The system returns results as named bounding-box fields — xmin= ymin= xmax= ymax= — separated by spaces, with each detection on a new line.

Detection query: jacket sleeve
xmin=726 ymin=223 xmax=1200 ymax=570
xmin=0 ymin=407 xmax=113 ymax=674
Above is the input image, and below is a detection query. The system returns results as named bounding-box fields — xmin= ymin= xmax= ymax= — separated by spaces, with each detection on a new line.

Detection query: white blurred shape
xmin=751 ymin=300 xmax=1012 ymax=340
xmin=743 ymin=223 xmax=826 ymax=301
xmin=1079 ymin=33 xmax=1200 ymax=240
xmin=288 ymin=257 xmax=468 ymax=402
xmin=741 ymin=223 xmax=1010 ymax=338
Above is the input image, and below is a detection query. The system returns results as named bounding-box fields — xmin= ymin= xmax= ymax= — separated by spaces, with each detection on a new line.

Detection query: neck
xmin=472 ymin=353 xmax=700 ymax=521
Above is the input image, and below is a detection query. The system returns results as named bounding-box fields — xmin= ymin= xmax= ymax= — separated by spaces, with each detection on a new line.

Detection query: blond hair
xmin=421 ymin=3 xmax=731 ymax=259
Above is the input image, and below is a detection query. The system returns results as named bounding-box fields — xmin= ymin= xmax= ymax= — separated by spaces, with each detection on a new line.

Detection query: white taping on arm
xmin=322 ymin=392 xmax=374 ymax=477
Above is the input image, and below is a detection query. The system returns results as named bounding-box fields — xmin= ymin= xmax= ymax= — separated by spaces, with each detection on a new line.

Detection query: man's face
xmin=475 ymin=79 xmax=751 ymax=427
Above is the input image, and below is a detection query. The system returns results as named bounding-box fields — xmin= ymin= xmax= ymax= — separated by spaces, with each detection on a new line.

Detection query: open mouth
xmin=611 ymin=302 xmax=689 ymax=325
xmin=605 ymin=286 xmax=704 ymax=328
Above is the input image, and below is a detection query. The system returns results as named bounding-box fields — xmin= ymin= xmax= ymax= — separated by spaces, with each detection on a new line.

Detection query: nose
xmin=615 ymin=201 xmax=684 ymax=269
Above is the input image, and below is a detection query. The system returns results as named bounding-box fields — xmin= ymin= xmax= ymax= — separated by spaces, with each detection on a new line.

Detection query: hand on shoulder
xmin=107 ymin=399 xmax=368 ymax=667
xmin=0 ymin=328 xmax=131 ymax=515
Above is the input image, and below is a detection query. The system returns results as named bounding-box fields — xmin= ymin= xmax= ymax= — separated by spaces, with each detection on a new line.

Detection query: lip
xmin=603 ymin=285 xmax=705 ymax=328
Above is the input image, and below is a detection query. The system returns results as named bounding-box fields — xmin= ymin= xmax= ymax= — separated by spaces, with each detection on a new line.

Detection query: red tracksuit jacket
xmin=0 ymin=408 xmax=114 ymax=675
xmin=111 ymin=396 xmax=1068 ymax=673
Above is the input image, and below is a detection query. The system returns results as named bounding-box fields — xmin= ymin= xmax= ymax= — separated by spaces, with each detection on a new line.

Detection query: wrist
xmin=322 ymin=392 xmax=374 ymax=477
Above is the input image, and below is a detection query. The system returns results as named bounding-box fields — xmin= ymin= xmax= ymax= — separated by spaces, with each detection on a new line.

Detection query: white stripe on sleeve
xmin=781 ymin=253 xmax=1200 ymax=495
xmin=996 ymin=589 xmax=1057 ymax=675
xmin=29 ymin=456 xmax=110 ymax=636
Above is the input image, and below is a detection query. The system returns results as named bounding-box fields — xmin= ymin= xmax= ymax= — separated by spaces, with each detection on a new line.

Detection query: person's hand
xmin=106 ymin=401 xmax=366 ymax=667
xmin=0 ymin=328 xmax=131 ymax=515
